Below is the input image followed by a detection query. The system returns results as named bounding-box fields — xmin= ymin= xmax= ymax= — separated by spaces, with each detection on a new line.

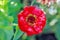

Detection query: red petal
xmin=32 ymin=8 xmax=42 ymax=17
xmin=26 ymin=27 xmax=36 ymax=36
xmin=33 ymin=24 xmax=42 ymax=34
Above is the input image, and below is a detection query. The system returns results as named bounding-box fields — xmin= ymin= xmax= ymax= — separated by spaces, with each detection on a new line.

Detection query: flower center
xmin=26 ymin=14 xmax=36 ymax=26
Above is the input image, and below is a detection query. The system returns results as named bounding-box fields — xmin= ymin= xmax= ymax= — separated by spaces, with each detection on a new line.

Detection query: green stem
xmin=31 ymin=0 xmax=36 ymax=6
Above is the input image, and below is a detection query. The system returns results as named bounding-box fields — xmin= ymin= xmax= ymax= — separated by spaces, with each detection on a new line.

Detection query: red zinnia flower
xmin=18 ymin=6 xmax=46 ymax=36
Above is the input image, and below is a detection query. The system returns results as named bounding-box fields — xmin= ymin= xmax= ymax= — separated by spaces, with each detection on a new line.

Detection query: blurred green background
xmin=0 ymin=0 xmax=60 ymax=40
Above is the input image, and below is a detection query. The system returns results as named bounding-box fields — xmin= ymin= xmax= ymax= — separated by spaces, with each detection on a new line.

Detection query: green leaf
xmin=8 ymin=16 xmax=14 ymax=23
xmin=4 ymin=26 xmax=14 ymax=40
xmin=13 ymin=25 xmax=23 ymax=40
xmin=0 ymin=26 xmax=13 ymax=40
xmin=0 ymin=29 xmax=7 ymax=40
xmin=54 ymin=19 xmax=60 ymax=40
xmin=43 ymin=20 xmax=52 ymax=33
xmin=8 ymin=1 xmax=24 ymax=14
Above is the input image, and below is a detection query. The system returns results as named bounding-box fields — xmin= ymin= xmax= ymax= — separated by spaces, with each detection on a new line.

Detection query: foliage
xmin=0 ymin=0 xmax=60 ymax=40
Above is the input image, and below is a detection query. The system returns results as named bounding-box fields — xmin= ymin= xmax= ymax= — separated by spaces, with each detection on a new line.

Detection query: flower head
xmin=18 ymin=6 xmax=46 ymax=36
